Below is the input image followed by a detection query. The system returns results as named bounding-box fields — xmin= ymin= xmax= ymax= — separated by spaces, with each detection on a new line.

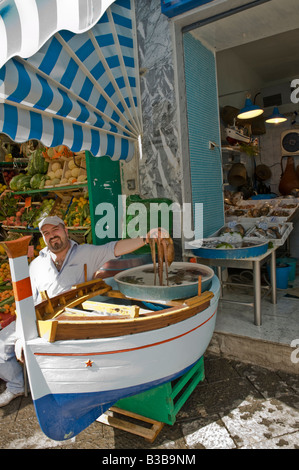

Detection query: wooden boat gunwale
xmin=36 ymin=278 xmax=215 ymax=341
xmin=35 ymin=278 xmax=113 ymax=320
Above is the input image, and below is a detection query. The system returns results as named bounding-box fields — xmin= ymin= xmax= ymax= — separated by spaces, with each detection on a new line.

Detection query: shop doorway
xmin=179 ymin=0 xmax=299 ymax=240
xmin=183 ymin=32 xmax=224 ymax=239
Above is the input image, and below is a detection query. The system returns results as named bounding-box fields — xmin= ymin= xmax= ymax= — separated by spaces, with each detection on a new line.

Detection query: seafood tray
xmin=226 ymin=208 xmax=295 ymax=223
xmin=226 ymin=198 xmax=299 ymax=222
xmin=226 ymin=201 xmax=273 ymax=219
xmin=216 ymin=221 xmax=292 ymax=247
xmin=241 ymin=221 xmax=293 ymax=246
xmin=277 ymin=198 xmax=299 ymax=208
xmin=189 ymin=219 xmax=292 ymax=259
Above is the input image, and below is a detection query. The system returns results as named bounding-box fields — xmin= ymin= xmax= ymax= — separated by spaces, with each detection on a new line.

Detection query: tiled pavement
xmin=0 ymin=353 xmax=298 ymax=450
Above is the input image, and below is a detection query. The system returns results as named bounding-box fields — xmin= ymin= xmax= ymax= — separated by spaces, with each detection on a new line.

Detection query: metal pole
xmin=270 ymin=249 xmax=277 ymax=305
xmin=253 ymin=260 xmax=261 ymax=326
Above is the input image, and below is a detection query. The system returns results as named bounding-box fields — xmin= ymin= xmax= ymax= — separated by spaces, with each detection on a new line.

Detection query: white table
xmin=192 ymin=247 xmax=277 ymax=326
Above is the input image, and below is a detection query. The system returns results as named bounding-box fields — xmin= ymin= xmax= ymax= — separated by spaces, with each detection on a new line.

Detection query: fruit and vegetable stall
xmin=0 ymin=141 xmax=93 ymax=328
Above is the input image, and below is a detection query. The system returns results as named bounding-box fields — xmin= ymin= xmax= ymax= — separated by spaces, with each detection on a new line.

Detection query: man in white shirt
xmin=0 ymin=216 xmax=149 ymax=406
xmin=30 ymin=216 xmax=147 ymax=305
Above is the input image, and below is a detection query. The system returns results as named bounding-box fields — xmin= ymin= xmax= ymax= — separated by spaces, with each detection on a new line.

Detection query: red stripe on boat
xmin=13 ymin=277 xmax=33 ymax=302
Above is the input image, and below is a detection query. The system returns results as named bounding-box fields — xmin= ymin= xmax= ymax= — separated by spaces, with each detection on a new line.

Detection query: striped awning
xmin=0 ymin=0 xmax=142 ymax=160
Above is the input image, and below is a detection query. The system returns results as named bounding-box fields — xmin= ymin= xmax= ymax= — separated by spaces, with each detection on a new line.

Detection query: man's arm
xmin=114 ymin=228 xmax=171 ymax=257
xmin=114 ymin=237 xmax=147 ymax=257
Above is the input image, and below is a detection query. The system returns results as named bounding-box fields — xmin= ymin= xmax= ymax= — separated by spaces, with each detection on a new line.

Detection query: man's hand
xmin=146 ymin=227 xmax=170 ymax=243
xmin=15 ymin=338 xmax=25 ymax=363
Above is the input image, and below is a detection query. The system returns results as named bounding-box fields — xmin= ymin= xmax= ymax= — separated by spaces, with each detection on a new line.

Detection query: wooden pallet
xmin=96 ymin=406 xmax=164 ymax=443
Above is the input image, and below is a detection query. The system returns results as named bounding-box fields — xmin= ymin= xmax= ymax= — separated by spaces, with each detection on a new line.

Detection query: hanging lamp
xmin=265 ymin=106 xmax=287 ymax=124
xmin=237 ymin=94 xmax=264 ymax=120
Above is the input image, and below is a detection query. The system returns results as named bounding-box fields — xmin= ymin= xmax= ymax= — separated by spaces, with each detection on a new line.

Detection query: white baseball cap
xmin=38 ymin=216 xmax=65 ymax=231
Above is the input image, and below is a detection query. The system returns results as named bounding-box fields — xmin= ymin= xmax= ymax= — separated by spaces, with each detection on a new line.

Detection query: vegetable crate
xmin=44 ymin=153 xmax=87 ymax=187
xmin=61 ymin=154 xmax=87 ymax=186
xmin=115 ymin=356 xmax=205 ymax=425
xmin=49 ymin=194 xmax=73 ymax=221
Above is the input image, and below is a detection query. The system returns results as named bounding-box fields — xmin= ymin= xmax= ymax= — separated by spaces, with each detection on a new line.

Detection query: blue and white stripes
xmin=0 ymin=0 xmax=141 ymax=160
xmin=0 ymin=0 xmax=116 ymax=67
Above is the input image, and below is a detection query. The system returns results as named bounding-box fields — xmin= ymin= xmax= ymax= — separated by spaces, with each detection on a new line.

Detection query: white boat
xmin=1 ymin=236 xmax=220 ymax=441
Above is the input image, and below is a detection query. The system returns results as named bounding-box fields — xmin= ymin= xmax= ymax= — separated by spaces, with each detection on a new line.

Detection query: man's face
xmin=41 ymin=223 xmax=69 ymax=253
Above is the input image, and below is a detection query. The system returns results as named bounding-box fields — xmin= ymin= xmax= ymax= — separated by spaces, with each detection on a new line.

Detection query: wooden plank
xmin=106 ymin=291 xmax=185 ymax=308
xmin=106 ymin=289 xmax=213 ymax=308
xmin=35 ymin=279 xmax=110 ymax=319
xmin=37 ymin=319 xmax=58 ymax=342
xmin=50 ymin=286 xmax=112 ymax=319
xmin=82 ymin=300 xmax=139 ymax=318
xmin=39 ymin=291 xmax=55 ymax=314
xmin=71 ymin=278 xmax=107 ymax=290
xmin=96 ymin=406 xmax=164 ymax=443
xmin=184 ymin=291 xmax=214 ymax=307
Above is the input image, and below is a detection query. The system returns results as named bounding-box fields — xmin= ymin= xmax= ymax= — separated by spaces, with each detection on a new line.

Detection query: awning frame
xmin=0 ymin=0 xmax=142 ymax=161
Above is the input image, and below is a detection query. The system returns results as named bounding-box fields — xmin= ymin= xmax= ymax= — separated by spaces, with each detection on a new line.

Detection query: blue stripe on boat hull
xmin=33 ymin=360 xmax=200 ymax=441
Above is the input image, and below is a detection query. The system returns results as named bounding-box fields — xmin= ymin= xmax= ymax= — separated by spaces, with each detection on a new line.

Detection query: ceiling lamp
xmin=265 ymin=106 xmax=287 ymax=124
xmin=237 ymin=94 xmax=264 ymax=120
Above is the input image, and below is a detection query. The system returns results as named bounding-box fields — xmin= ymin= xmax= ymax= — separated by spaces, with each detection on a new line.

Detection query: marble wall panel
xmin=135 ymin=0 xmax=183 ymax=205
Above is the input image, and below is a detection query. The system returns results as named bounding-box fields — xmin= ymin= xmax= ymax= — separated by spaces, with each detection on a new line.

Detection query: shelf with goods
xmin=0 ymin=188 xmax=91 ymax=328
xmin=0 ymin=145 xmax=91 ymax=237
xmin=0 ymin=143 xmax=125 ymax=326
xmin=0 ymin=258 xmax=15 ymax=329
xmin=0 ymin=161 xmax=29 ymax=193
xmin=0 ymin=143 xmax=94 ymax=326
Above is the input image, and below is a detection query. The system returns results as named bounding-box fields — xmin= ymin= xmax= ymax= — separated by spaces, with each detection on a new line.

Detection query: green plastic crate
xmin=115 ymin=356 xmax=204 ymax=425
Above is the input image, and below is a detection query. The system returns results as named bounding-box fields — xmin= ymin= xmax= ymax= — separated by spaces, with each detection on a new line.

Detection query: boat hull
xmin=24 ymin=276 xmax=220 ymax=441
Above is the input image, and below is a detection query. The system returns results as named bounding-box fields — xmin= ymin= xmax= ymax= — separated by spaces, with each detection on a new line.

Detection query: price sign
xmin=24 ymin=197 xmax=32 ymax=208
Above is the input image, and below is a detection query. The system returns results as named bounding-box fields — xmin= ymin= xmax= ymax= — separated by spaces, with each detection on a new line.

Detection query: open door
xmin=183 ymin=32 xmax=224 ymax=238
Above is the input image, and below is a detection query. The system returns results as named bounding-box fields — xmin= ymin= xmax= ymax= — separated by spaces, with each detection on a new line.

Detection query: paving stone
xmin=221 ymin=395 xmax=299 ymax=449
xmin=1 ymin=354 xmax=298 ymax=449
xmin=233 ymin=362 xmax=294 ymax=398
xmin=203 ymin=355 xmax=240 ymax=383
xmin=182 ymin=417 xmax=236 ymax=449
xmin=181 ymin=376 xmax=261 ymax=418
xmin=277 ymin=370 xmax=299 ymax=394
xmin=241 ymin=430 xmax=299 ymax=449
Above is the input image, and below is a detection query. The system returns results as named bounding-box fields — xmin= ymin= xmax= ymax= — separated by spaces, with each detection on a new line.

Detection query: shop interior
xmin=188 ymin=0 xmax=299 ymax=353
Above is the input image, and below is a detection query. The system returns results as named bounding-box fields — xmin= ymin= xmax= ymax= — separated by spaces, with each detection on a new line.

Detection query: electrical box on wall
xmin=281 ymin=130 xmax=299 ymax=156
xmin=261 ymin=82 xmax=292 ymax=110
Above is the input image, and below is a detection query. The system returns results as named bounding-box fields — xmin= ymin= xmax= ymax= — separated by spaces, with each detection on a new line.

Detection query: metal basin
xmin=114 ymin=262 xmax=214 ymax=301
xmin=97 ymin=253 xmax=152 ymax=279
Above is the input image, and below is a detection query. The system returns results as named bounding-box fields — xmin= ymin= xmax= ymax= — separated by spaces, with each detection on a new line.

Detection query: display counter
xmin=193 ymin=247 xmax=277 ymax=327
